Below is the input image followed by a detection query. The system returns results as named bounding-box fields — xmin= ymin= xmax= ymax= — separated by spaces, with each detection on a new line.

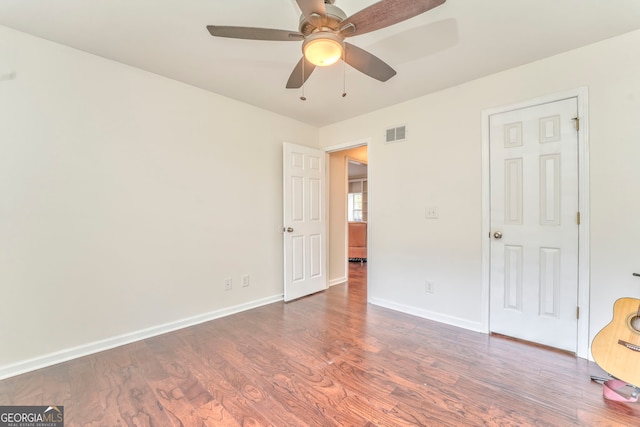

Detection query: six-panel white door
xmin=283 ymin=142 xmax=327 ymax=302
xmin=489 ymin=98 xmax=579 ymax=352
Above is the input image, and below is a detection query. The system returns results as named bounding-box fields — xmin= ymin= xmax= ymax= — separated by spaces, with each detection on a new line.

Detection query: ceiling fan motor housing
xmin=298 ymin=4 xmax=347 ymax=35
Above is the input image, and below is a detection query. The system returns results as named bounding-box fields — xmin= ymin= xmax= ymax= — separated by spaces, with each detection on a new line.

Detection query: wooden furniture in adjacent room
xmin=348 ymin=221 xmax=367 ymax=261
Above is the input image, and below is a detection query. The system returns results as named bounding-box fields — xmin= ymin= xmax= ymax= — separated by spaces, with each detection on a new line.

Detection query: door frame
xmin=480 ymin=88 xmax=591 ymax=359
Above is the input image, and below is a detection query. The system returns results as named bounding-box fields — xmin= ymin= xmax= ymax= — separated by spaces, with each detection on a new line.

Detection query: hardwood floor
xmin=0 ymin=263 xmax=637 ymax=426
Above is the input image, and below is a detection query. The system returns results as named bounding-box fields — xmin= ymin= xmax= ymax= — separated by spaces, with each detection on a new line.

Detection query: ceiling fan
xmin=207 ymin=0 xmax=446 ymax=89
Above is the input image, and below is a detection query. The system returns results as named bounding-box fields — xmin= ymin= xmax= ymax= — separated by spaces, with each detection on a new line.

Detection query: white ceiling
xmin=2 ymin=0 xmax=640 ymax=127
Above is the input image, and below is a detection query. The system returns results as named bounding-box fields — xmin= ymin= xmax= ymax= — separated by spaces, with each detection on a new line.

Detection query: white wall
xmin=319 ymin=30 xmax=640 ymax=341
xmin=0 ymin=26 xmax=318 ymax=376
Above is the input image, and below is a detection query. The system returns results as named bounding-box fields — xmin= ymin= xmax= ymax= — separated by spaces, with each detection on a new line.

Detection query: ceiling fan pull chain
xmin=300 ymin=59 xmax=307 ymax=101
xmin=342 ymin=48 xmax=347 ymax=98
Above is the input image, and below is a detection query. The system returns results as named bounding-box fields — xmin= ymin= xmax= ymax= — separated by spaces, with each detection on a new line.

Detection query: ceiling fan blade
xmin=340 ymin=0 xmax=446 ymax=37
xmin=286 ymin=57 xmax=317 ymax=89
xmin=295 ymin=0 xmax=327 ymax=22
xmin=207 ymin=25 xmax=303 ymax=41
xmin=344 ymin=42 xmax=396 ymax=82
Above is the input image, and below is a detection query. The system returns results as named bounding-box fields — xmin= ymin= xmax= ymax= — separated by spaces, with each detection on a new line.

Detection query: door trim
xmin=324 ymin=138 xmax=370 ymax=153
xmin=480 ymin=88 xmax=590 ymax=359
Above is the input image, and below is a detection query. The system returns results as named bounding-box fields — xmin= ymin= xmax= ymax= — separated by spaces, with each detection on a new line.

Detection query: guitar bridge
xmin=618 ymin=339 xmax=640 ymax=352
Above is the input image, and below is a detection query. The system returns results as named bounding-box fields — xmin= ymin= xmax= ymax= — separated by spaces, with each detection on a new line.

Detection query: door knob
xmin=285 ymin=227 xmax=294 ymax=233
xmin=493 ymin=231 xmax=503 ymax=239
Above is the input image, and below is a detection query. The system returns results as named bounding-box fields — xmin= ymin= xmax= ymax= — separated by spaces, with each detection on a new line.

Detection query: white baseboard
xmin=329 ymin=276 xmax=348 ymax=287
xmin=369 ymin=297 xmax=485 ymax=333
xmin=0 ymin=294 xmax=283 ymax=380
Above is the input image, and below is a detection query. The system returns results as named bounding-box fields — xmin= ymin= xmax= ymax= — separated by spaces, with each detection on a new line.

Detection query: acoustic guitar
xmin=592 ymin=297 xmax=640 ymax=388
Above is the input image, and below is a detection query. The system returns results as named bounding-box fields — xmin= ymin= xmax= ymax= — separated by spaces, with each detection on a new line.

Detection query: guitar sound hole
xmin=630 ymin=315 xmax=640 ymax=333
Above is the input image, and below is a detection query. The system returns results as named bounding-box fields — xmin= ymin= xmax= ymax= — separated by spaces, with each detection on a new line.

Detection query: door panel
xmin=489 ymin=98 xmax=579 ymax=352
xmin=283 ymin=142 xmax=327 ymax=301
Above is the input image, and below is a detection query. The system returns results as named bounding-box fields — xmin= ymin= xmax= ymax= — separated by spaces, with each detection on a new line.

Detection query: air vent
xmin=385 ymin=125 xmax=407 ymax=144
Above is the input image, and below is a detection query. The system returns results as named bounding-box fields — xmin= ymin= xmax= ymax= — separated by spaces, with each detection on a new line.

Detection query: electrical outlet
xmin=241 ymin=274 xmax=250 ymax=287
xmin=224 ymin=277 xmax=232 ymax=291
xmin=425 ymin=281 xmax=435 ymax=293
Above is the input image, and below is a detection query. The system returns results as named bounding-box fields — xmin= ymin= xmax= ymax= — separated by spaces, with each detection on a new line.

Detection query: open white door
xmin=283 ymin=142 xmax=327 ymax=302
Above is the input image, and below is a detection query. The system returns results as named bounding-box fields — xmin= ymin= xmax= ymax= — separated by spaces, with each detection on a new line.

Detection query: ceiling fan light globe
xmin=303 ymin=35 xmax=343 ymax=67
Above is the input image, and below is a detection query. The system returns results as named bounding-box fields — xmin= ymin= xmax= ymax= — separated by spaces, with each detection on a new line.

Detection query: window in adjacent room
xmin=348 ymin=192 xmax=363 ymax=222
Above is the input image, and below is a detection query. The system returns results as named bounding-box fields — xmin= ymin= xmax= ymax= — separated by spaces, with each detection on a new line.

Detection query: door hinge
xmin=576 ymin=211 xmax=581 ymax=225
xmin=572 ymin=117 xmax=580 ymax=131
xmin=577 ymin=306 xmax=580 ymax=319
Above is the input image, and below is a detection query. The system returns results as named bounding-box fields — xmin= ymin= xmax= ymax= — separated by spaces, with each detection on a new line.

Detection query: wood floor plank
xmin=179 ymin=325 xmax=310 ymax=426
xmin=105 ymin=361 xmax=173 ymax=426
xmin=0 ymin=378 xmax=15 ymax=405
xmin=65 ymin=356 xmax=109 ymax=426
xmin=7 ymin=370 xmax=42 ymax=405
xmin=0 ymin=263 xmax=636 ymax=426
xmin=201 ymin=333 xmax=328 ymax=426
xmin=145 ymin=335 xmax=215 ymax=408
xmin=166 ymin=332 xmax=272 ymax=426
xmin=341 ymin=391 xmax=420 ymax=427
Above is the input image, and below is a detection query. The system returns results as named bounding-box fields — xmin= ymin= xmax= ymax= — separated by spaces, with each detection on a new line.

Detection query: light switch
xmin=425 ymin=206 xmax=439 ymax=219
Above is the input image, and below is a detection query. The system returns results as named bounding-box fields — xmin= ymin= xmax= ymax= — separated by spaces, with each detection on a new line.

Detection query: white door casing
xmin=489 ymin=97 xmax=580 ymax=353
xmin=283 ymin=142 xmax=327 ymax=302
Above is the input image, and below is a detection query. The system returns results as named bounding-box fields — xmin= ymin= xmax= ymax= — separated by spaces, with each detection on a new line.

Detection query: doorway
xmin=347 ymin=160 xmax=368 ymax=263
xmin=327 ymin=144 xmax=368 ymax=287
